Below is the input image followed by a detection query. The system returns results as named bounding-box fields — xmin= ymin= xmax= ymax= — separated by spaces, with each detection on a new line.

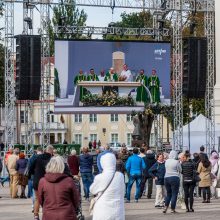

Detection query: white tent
xmin=182 ymin=114 xmax=220 ymax=153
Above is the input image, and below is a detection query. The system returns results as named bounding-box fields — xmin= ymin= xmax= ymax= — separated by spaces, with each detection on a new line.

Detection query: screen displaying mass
xmin=54 ymin=39 xmax=171 ymax=104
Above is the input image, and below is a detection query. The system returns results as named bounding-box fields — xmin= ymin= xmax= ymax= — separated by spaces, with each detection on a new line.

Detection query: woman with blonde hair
xmin=38 ymin=156 xmax=79 ymax=220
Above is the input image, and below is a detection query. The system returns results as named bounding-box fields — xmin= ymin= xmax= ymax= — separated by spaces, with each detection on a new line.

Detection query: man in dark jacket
xmin=29 ymin=145 xmax=54 ymax=220
xmin=79 ymin=146 xmax=93 ymax=200
xmin=140 ymin=150 xmax=156 ymax=198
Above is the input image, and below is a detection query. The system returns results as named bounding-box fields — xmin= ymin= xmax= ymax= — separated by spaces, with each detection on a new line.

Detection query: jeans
xmin=202 ymin=186 xmax=211 ymax=201
xmin=81 ymin=172 xmax=93 ymax=199
xmin=127 ymin=174 xmax=142 ymax=201
xmin=183 ymin=181 xmax=195 ymax=209
xmin=164 ymin=176 xmax=180 ymax=210
xmin=140 ymin=176 xmax=153 ymax=197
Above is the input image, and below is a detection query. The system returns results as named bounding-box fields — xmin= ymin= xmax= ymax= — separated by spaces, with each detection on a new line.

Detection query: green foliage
xmin=182 ymin=12 xmax=205 ymax=37
xmin=49 ymin=0 xmax=87 ymax=55
xmin=104 ymin=11 xmax=172 ymax=41
xmin=82 ymin=91 xmax=135 ymax=107
xmin=183 ymin=98 xmax=205 ymax=125
xmin=0 ymin=43 xmax=4 ymax=105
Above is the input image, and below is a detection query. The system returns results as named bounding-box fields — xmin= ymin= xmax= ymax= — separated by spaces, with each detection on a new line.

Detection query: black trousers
xmin=183 ymin=181 xmax=195 ymax=210
xmin=202 ymin=186 xmax=211 ymax=201
xmin=140 ymin=176 xmax=153 ymax=198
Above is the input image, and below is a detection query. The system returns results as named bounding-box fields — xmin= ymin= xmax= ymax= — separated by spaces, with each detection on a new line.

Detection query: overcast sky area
xmin=0 ymin=4 xmax=140 ymax=39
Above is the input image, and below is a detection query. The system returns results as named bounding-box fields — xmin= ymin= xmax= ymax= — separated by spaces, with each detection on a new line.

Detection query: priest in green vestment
xmin=74 ymin=69 xmax=87 ymax=101
xmin=87 ymin=68 xmax=99 ymax=81
xmin=104 ymin=67 xmax=119 ymax=82
xmin=104 ymin=67 xmax=119 ymax=93
xmin=135 ymin=69 xmax=148 ymax=103
xmin=148 ymin=69 xmax=160 ymax=103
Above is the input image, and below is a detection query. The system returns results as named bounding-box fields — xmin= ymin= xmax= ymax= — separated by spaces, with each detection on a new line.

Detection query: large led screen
xmin=55 ymin=39 xmax=171 ymax=99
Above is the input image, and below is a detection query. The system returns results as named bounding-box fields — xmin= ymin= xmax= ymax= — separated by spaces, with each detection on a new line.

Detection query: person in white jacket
xmin=90 ymin=153 xmax=125 ymax=220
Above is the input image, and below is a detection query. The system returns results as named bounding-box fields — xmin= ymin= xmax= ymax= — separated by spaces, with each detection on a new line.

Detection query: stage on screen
xmin=54 ymin=39 xmax=171 ymax=113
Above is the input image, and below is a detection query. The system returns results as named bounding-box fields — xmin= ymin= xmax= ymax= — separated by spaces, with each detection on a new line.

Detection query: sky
xmin=0 ymin=4 xmax=140 ymax=38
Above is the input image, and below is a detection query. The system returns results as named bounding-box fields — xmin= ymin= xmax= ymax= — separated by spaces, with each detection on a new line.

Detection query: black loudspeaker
xmin=15 ymin=35 xmax=41 ymax=100
xmin=182 ymin=37 xmax=207 ymax=99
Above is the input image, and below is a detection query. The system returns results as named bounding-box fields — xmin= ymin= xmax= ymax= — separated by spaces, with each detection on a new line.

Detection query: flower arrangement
xmin=81 ymin=91 xmax=135 ymax=107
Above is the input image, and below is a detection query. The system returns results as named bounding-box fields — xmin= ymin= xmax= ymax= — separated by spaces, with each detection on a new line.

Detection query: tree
xmin=49 ymin=0 xmax=87 ymax=56
xmin=104 ymin=11 xmax=171 ymax=41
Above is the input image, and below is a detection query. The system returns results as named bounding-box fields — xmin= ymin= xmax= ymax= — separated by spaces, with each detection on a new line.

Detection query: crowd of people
xmin=74 ymin=64 xmax=161 ymax=103
xmin=0 ymin=144 xmax=220 ymax=220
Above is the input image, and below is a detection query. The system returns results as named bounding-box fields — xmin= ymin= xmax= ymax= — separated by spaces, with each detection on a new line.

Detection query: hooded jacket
xmin=90 ymin=153 xmax=125 ymax=220
xmin=38 ymin=173 xmax=79 ymax=220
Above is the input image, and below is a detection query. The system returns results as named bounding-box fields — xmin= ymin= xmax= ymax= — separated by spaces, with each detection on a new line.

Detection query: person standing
xmin=163 ymin=150 xmax=182 ymax=213
xmin=67 ymin=149 xmax=79 ymax=177
xmin=125 ymin=148 xmax=146 ymax=203
xmin=16 ymin=153 xmax=28 ymax=198
xmin=209 ymin=151 xmax=219 ymax=198
xmin=148 ymin=69 xmax=160 ymax=103
xmin=181 ymin=151 xmax=196 ymax=212
xmin=149 ymin=153 xmax=166 ymax=208
xmin=90 ymin=153 xmax=125 ymax=220
xmin=7 ymin=148 xmax=20 ymax=198
xmin=120 ymin=64 xmax=132 ymax=82
xmin=38 ymin=156 xmax=79 ymax=220
xmin=140 ymin=150 xmax=156 ymax=199
xmin=104 ymin=67 xmax=119 ymax=82
xmin=97 ymin=145 xmax=112 ymax=173
xmin=93 ymin=140 xmax=97 ymax=150
xmin=87 ymin=68 xmax=99 ymax=81
xmin=136 ymin=69 xmax=148 ymax=103
xmin=79 ymin=146 xmax=93 ymax=201
xmin=74 ymin=69 xmax=87 ymax=101
xmin=98 ymin=69 xmax=106 ymax=81
xmin=29 ymin=145 xmax=54 ymax=220
xmin=197 ymin=154 xmax=212 ymax=203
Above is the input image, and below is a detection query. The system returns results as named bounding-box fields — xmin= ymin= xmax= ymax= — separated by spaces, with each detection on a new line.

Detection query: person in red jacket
xmin=38 ymin=156 xmax=79 ymax=220
xmin=67 ymin=149 xmax=79 ymax=176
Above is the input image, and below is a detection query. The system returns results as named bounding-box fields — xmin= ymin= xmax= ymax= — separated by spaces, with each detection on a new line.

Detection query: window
xmin=110 ymin=114 xmax=118 ymax=122
xmin=47 ymin=114 xmax=55 ymax=123
xmin=20 ymin=135 xmax=25 ymax=144
xmin=74 ymin=134 xmax=82 ymax=146
xmin=90 ymin=134 xmax=97 ymax=142
xmin=126 ymin=114 xmax=133 ymax=122
xmin=127 ymin=133 xmax=132 ymax=146
xmin=89 ymin=114 xmax=97 ymax=123
xmin=111 ymin=133 xmax=118 ymax=143
xmin=20 ymin=111 xmax=25 ymax=123
xmin=75 ymin=114 xmax=82 ymax=123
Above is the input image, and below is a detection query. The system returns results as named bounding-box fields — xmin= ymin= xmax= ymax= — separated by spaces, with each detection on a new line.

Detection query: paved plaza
xmin=0 ymin=184 xmax=220 ymax=220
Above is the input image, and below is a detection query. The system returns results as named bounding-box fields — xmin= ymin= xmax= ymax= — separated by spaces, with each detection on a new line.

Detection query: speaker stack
xmin=182 ymin=37 xmax=207 ymax=99
xmin=15 ymin=35 xmax=41 ymax=100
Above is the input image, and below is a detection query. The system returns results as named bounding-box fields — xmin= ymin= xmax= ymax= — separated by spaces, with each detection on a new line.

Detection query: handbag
xmin=193 ymin=170 xmax=201 ymax=183
xmin=89 ymin=172 xmax=116 ymax=215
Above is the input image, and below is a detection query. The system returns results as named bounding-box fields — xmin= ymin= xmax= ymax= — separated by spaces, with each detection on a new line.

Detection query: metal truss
xmin=39 ymin=3 xmax=51 ymax=148
xmin=54 ymin=25 xmax=170 ymax=37
xmin=172 ymin=0 xmax=183 ymax=151
xmin=24 ymin=100 xmax=34 ymax=153
xmin=23 ymin=1 xmax=34 ymax=152
xmin=7 ymin=0 xmax=214 ymax=11
xmin=23 ymin=0 xmax=34 ymax=35
xmin=4 ymin=1 xmax=16 ymax=148
xmin=205 ymin=1 xmax=215 ymax=154
xmin=154 ymin=114 xmax=163 ymax=152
